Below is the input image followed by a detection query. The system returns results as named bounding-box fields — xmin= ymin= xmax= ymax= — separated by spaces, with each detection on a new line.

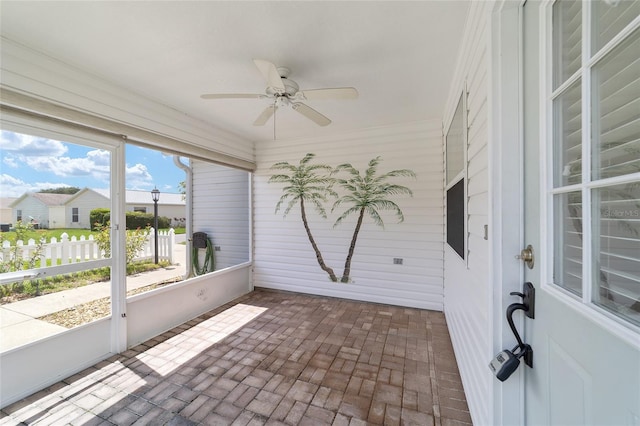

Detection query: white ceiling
xmin=0 ymin=1 xmax=470 ymax=143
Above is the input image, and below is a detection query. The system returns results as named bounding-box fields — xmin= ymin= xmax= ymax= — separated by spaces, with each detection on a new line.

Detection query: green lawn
xmin=1 ymin=227 xmax=185 ymax=242
xmin=0 ymin=228 xmax=97 ymax=243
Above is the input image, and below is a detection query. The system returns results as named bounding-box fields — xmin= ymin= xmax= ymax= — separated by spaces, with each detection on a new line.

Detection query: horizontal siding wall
xmin=13 ymin=197 xmax=49 ymax=228
xmin=68 ymin=192 xmax=108 ymax=229
xmin=254 ymin=121 xmax=444 ymax=310
xmin=443 ymin=2 xmax=493 ymax=426
xmin=192 ymin=161 xmax=250 ymax=270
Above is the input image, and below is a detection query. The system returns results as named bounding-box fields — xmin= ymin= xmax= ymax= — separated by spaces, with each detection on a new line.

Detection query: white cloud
xmin=0 ymin=174 xmax=70 ymax=197
xmin=1 ymin=131 xmax=111 ymax=183
xmin=16 ymin=149 xmax=111 ymax=183
xmin=0 ymin=131 xmax=67 ymax=156
xmin=126 ymin=163 xmax=153 ymax=189
xmin=3 ymin=156 xmax=18 ymax=168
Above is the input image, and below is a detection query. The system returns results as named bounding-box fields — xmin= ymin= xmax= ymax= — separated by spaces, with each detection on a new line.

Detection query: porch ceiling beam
xmin=0 ymin=88 xmax=256 ymax=172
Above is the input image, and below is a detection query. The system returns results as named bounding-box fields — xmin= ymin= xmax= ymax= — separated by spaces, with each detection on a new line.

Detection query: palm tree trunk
xmin=341 ymin=207 xmax=365 ymax=283
xmin=300 ymin=199 xmax=338 ymax=282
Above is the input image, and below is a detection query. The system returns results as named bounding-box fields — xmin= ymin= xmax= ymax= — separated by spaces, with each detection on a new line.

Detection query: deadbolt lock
xmin=516 ymin=245 xmax=534 ymax=269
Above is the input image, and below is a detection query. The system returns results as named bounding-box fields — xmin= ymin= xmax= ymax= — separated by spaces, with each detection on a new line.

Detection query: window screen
xmin=445 ymin=92 xmax=466 ymax=260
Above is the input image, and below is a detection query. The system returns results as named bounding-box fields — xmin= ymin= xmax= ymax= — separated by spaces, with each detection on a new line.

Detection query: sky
xmin=0 ymin=130 xmax=186 ymax=198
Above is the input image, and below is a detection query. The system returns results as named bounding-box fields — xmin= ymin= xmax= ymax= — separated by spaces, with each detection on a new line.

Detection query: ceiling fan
xmin=200 ymin=59 xmax=358 ymax=127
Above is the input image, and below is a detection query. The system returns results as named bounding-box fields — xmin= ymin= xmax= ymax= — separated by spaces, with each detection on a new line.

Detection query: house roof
xmin=72 ymin=188 xmax=184 ymax=206
xmin=10 ymin=193 xmax=74 ymax=208
xmin=124 ymin=190 xmax=184 ymax=206
xmin=9 ymin=189 xmax=185 ymax=208
xmin=0 ymin=198 xmax=18 ymax=209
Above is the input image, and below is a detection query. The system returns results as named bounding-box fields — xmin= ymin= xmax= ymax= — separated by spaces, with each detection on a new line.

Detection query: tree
xmin=178 ymin=180 xmax=186 ymax=201
xmin=332 ymin=156 xmax=415 ymax=283
xmin=38 ymin=187 xmax=80 ymax=194
xmin=269 ymin=153 xmax=338 ymax=282
xmin=93 ymin=221 xmax=150 ymax=264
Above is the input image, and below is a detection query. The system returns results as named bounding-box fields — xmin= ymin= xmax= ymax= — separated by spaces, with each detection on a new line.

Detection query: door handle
xmin=489 ymin=282 xmax=535 ymax=381
xmin=515 ymin=244 xmax=535 ymax=269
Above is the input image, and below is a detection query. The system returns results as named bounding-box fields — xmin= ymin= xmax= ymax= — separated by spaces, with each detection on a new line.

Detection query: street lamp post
xmin=151 ymin=187 xmax=160 ymax=264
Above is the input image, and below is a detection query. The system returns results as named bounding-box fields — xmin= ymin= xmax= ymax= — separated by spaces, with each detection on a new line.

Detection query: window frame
xmin=71 ymin=207 xmax=79 ymax=223
xmin=543 ymin=0 xmax=640 ymax=335
xmin=0 ymin=117 xmax=122 ymax=312
xmin=444 ymin=88 xmax=468 ymax=264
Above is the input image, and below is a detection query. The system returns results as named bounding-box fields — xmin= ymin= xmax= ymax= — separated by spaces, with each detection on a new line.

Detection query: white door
xmin=522 ymin=1 xmax=640 ymax=425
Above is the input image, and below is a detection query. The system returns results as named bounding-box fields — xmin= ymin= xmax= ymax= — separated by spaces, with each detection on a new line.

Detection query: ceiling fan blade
xmin=253 ymin=105 xmax=277 ymax=126
xmin=292 ymin=102 xmax=331 ymax=126
xmin=253 ymin=59 xmax=286 ymax=93
xmin=300 ymin=87 xmax=358 ymax=100
xmin=200 ymin=93 xmax=264 ymax=99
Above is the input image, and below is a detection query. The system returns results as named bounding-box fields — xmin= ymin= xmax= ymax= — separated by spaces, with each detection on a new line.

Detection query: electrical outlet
xmin=393 ymin=258 xmax=403 ymax=265
xmin=214 ymin=246 xmax=221 ymax=251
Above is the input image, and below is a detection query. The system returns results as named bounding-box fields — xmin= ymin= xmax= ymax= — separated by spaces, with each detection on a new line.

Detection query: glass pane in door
xmin=592 ymin=183 xmax=640 ymax=326
xmin=553 ymin=191 xmax=584 ymax=296
xmin=592 ymin=0 xmax=640 ymax=54
xmin=553 ymin=0 xmax=582 ymax=89
xmin=591 ymin=28 xmax=640 ymax=180
xmin=553 ymin=80 xmax=583 ymax=187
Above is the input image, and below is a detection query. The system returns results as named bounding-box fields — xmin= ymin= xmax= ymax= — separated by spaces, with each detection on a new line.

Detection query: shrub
xmin=90 ymin=208 xmax=111 ymax=230
xmin=126 ymin=211 xmax=170 ymax=230
xmin=0 ymin=221 xmax=46 ymax=273
xmin=94 ymin=221 xmax=150 ymax=264
xmin=90 ymin=209 xmax=169 ymax=230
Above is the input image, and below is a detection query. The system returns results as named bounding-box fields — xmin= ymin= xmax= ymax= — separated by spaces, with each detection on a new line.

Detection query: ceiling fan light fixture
xmin=200 ymin=59 xmax=357 ymax=128
xmin=281 ymin=78 xmax=299 ymax=96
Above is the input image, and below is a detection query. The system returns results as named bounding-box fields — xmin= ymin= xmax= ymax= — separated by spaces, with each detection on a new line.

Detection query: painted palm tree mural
xmin=332 ymin=157 xmax=416 ymax=283
xmin=269 ymin=154 xmax=415 ymax=284
xmin=269 ymin=153 xmax=339 ymax=282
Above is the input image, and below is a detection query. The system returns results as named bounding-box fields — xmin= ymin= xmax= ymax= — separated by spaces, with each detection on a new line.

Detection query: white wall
xmin=0 ymin=319 xmax=112 ymax=408
xmin=49 ymin=206 xmax=66 ymax=229
xmin=127 ymin=265 xmax=251 ymax=348
xmin=442 ymin=2 xmax=493 ymax=425
xmin=13 ymin=196 xmax=49 ymax=228
xmin=67 ymin=191 xmax=109 ymax=229
xmin=254 ymin=121 xmax=444 ymax=310
xmin=192 ymin=161 xmax=251 ymax=270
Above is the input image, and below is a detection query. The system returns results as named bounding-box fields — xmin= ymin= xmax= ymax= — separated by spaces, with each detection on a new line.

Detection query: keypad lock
xmin=490 ymin=344 xmax=532 ymax=382
xmin=489 ymin=282 xmax=535 ymax=381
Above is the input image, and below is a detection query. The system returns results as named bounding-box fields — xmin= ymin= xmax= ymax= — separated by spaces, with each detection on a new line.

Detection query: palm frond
xmin=365 ymin=206 xmax=385 ymax=227
xmin=372 ymin=169 xmax=417 ymax=183
xmin=268 ymin=174 xmax=293 ymax=183
xmin=283 ymin=196 xmax=301 ymax=217
xmin=369 ymin=199 xmax=404 ymax=222
xmin=299 ymin=153 xmax=316 ymax=165
xmin=333 ymin=205 xmax=362 ymax=228
xmin=364 ymin=157 xmax=382 ymax=181
xmin=270 ymin=162 xmax=297 ymax=172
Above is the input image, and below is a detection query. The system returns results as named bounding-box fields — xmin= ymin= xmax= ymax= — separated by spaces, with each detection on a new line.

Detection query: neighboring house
xmin=0 ymin=197 xmax=17 ymax=226
xmin=63 ymin=188 xmax=110 ymax=229
xmin=6 ymin=189 xmax=186 ymax=229
xmin=120 ymin=189 xmax=185 ymax=222
xmin=8 ymin=193 xmax=73 ymax=229
xmin=66 ymin=188 xmax=185 ymax=228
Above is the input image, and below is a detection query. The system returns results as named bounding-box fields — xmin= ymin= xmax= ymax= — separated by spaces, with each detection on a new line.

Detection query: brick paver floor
xmin=1 ymin=289 xmax=472 ymax=425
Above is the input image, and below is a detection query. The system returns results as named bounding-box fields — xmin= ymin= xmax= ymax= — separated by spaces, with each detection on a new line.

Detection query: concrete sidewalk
xmin=0 ymin=241 xmax=187 ymax=352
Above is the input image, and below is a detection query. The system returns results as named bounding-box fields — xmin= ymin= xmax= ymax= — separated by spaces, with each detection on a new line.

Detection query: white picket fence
xmin=0 ymin=228 xmax=175 ymax=266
